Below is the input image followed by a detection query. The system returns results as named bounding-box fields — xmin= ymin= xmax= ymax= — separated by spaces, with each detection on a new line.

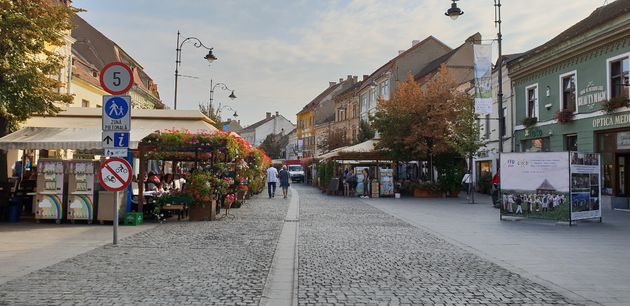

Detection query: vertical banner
xmin=473 ymin=44 xmax=493 ymax=115
xmin=500 ymin=152 xmax=571 ymax=220
xmin=569 ymin=152 xmax=602 ymax=221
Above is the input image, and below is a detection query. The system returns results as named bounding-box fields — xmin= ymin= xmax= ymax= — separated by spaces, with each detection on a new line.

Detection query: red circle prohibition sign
xmin=99 ymin=62 xmax=134 ymax=95
xmin=99 ymin=157 xmax=132 ymax=192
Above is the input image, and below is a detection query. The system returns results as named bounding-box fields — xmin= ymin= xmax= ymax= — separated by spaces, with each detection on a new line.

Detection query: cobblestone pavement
xmin=297 ymin=185 xmax=581 ymax=305
xmin=0 ymin=196 xmax=288 ymax=305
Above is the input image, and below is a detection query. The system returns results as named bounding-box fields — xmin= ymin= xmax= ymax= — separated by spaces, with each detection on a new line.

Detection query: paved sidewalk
xmin=0 ymin=222 xmax=154 ymax=285
xmin=365 ymin=192 xmax=630 ymax=305
xmin=0 ymin=195 xmax=288 ymax=305
xmin=296 ymin=185 xmax=581 ymax=305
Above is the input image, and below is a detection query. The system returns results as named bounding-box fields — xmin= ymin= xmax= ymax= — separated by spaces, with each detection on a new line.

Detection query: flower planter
xmin=413 ymin=188 xmax=442 ymax=198
xmin=189 ymin=200 xmax=216 ymax=221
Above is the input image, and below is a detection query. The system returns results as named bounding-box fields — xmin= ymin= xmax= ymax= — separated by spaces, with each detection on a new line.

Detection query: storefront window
xmin=521 ymin=137 xmax=550 ymax=152
xmin=597 ymin=132 xmax=616 ymax=195
xmin=565 ymin=134 xmax=577 ymax=151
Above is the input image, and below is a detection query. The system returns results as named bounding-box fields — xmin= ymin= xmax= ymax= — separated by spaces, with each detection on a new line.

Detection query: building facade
xmin=332 ymin=78 xmax=361 ymax=144
xmin=509 ymin=0 xmax=630 ymax=207
xmin=239 ymin=112 xmax=295 ymax=147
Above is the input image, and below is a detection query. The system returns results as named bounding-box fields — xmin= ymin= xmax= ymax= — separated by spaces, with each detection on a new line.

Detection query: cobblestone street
xmin=0 ymin=186 xmax=586 ymax=305
xmin=297 ymin=186 xmax=581 ymax=305
xmin=0 ymin=197 xmax=288 ymax=305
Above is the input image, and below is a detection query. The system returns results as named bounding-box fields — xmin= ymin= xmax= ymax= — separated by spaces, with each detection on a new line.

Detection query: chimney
xmin=412 ymin=40 xmax=420 ymax=46
xmin=353 ymin=76 xmax=358 ymax=82
xmin=275 ymin=111 xmax=279 ymax=117
xmin=398 ymin=50 xmax=405 ymax=55
xmin=363 ymin=74 xmax=369 ymax=81
xmin=266 ymin=112 xmax=271 ymax=119
xmin=329 ymin=81 xmax=336 ymax=87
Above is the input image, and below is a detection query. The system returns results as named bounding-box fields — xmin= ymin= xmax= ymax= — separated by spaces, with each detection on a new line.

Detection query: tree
xmin=198 ymin=102 xmax=223 ymax=130
xmin=318 ymin=128 xmax=349 ymax=153
xmin=259 ymin=133 xmax=288 ymax=159
xmin=373 ymin=65 xmax=480 ymax=182
xmin=356 ymin=119 xmax=375 ymax=143
xmin=0 ymin=1 xmax=77 ymax=181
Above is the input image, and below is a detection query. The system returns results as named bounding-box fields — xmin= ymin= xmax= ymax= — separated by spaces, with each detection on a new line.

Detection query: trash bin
xmin=7 ymin=198 xmax=20 ymax=223
xmin=124 ymin=212 xmax=143 ymax=226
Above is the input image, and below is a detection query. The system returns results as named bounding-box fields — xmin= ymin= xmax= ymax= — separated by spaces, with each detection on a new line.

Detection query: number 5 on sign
xmin=99 ymin=62 xmax=134 ymax=95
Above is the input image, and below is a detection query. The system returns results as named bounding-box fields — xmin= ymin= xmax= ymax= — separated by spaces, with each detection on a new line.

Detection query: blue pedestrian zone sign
xmin=102 ymin=95 xmax=131 ymax=131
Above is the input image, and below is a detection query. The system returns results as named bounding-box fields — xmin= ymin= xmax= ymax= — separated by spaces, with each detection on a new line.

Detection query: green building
xmin=509 ymin=0 xmax=629 ymax=205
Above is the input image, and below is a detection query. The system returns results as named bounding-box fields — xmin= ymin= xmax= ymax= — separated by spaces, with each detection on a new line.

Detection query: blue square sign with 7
xmin=102 ymin=131 xmax=130 ymax=148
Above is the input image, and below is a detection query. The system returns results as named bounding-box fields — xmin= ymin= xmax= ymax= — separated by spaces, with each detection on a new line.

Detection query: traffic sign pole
xmin=113 ymin=192 xmax=119 ymax=245
xmin=99 ymin=62 xmax=134 ymax=246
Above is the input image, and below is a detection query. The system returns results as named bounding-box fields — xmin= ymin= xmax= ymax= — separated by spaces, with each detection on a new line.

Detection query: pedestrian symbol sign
xmin=102 ymin=95 xmax=131 ymax=131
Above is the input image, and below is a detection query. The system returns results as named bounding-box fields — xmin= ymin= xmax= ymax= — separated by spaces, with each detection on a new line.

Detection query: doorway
xmin=616 ymin=154 xmax=630 ymax=196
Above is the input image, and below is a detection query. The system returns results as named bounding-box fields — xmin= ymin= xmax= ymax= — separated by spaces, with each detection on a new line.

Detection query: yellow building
xmin=296 ymin=108 xmax=315 ymax=159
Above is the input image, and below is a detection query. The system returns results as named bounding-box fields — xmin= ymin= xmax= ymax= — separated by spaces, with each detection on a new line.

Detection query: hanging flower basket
xmin=522 ymin=117 xmax=538 ymax=127
xmin=602 ymin=97 xmax=630 ymax=113
xmin=555 ymin=109 xmax=574 ymax=124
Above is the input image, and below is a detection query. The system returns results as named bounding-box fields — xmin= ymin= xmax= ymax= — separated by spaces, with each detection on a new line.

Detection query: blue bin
xmin=7 ymin=198 xmax=20 ymax=223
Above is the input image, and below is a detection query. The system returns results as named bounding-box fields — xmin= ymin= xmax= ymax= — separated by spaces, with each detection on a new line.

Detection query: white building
xmin=239 ymin=112 xmax=296 ymax=147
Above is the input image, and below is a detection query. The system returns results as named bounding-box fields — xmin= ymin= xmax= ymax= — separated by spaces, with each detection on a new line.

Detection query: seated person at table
xmin=162 ymin=174 xmax=174 ymax=191
xmin=146 ymin=172 xmax=163 ymax=192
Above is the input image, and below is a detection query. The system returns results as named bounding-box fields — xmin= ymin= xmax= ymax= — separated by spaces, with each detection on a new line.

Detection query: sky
xmin=75 ymin=0 xmax=609 ymax=127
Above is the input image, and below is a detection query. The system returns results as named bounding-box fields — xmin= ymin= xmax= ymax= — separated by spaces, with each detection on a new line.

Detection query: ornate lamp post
xmin=174 ymin=31 xmax=217 ymax=110
xmin=445 ymin=0 xmax=504 ymax=154
xmin=209 ymin=79 xmax=237 ymax=118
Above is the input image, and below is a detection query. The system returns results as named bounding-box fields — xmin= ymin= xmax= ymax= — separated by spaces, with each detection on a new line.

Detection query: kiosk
xmin=66 ymin=160 xmax=96 ymax=223
xmin=34 ymin=159 xmax=64 ymax=223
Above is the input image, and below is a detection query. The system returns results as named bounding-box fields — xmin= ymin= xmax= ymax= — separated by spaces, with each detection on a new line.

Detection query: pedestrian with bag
xmin=278 ymin=165 xmax=290 ymax=199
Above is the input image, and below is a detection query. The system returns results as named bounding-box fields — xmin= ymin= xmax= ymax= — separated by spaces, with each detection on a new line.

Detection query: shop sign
xmin=592 ymin=113 xmax=630 ymax=128
xmin=523 ymin=128 xmax=544 ymax=139
xmin=617 ymin=131 xmax=630 ymax=150
xmin=578 ymin=82 xmax=606 ymax=109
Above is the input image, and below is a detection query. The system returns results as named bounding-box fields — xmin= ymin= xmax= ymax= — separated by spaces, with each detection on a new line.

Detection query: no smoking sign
xmin=99 ymin=158 xmax=132 ymax=192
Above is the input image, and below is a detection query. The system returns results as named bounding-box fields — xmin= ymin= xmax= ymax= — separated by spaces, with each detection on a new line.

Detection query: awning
xmin=0 ymin=107 xmax=218 ymax=151
xmin=0 ymin=127 xmax=156 ymax=150
xmin=319 ymin=139 xmax=388 ymax=161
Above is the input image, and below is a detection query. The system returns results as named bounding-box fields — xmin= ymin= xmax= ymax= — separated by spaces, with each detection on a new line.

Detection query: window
xmin=352 ymin=104 xmax=357 ymax=118
xmin=369 ymin=88 xmax=376 ymax=110
xmin=352 ymin=126 xmax=357 ymax=142
xmin=379 ymin=79 xmax=390 ymax=100
xmin=610 ymin=56 xmax=629 ymax=100
xmin=525 ymin=84 xmax=538 ymax=118
xmin=565 ymin=134 xmax=577 ymax=151
xmin=360 ymin=94 xmax=368 ymax=114
xmin=560 ymin=71 xmax=577 ymax=112
xmin=81 ymin=99 xmax=90 ymax=108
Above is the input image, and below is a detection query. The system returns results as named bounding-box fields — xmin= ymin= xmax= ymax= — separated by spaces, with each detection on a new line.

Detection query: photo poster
xmin=500 ymin=152 xmax=571 ymax=220
xmin=379 ymin=168 xmax=394 ymax=196
xmin=354 ymin=166 xmax=369 ymax=196
xmin=569 ymin=152 xmax=602 ymax=221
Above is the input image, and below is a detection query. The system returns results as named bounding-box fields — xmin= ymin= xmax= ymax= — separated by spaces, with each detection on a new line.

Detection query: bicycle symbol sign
xmin=99 ymin=157 xmax=132 ymax=192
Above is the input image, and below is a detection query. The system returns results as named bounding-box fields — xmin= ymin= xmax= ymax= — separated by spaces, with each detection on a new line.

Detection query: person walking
xmin=278 ymin=165 xmax=290 ymax=199
xmin=462 ymin=170 xmax=472 ymax=199
xmin=266 ymin=165 xmax=279 ymax=199
xmin=361 ymin=169 xmax=370 ymax=198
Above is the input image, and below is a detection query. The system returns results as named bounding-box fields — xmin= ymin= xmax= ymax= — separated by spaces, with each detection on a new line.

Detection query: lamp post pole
xmin=446 ymin=0 xmax=504 ymax=201
xmin=174 ymin=31 xmax=217 ymax=110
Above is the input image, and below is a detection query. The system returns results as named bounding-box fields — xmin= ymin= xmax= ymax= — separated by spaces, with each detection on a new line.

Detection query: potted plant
xmin=185 ymin=171 xmax=217 ymax=221
xmin=413 ymin=182 xmax=442 ymax=198
xmin=555 ymin=109 xmax=574 ymax=124
xmin=602 ymin=97 xmax=630 ymax=113
xmin=522 ymin=116 xmax=538 ymax=127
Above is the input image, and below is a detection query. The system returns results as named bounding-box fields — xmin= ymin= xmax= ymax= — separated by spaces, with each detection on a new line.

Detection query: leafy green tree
xmin=0 ymin=0 xmax=77 ymax=180
xmin=259 ymin=133 xmax=288 ymax=159
xmin=356 ymin=119 xmax=375 ymax=143
xmin=198 ymin=102 xmax=223 ymax=130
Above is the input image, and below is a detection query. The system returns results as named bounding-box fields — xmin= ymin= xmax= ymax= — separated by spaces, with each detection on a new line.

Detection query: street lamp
xmin=174 ymin=31 xmax=217 ymax=110
xmin=446 ymin=0 xmax=504 ymax=154
xmin=209 ymin=79 xmax=237 ymax=118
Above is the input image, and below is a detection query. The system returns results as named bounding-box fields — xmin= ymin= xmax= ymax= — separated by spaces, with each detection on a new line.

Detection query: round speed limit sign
xmin=99 ymin=62 xmax=134 ymax=95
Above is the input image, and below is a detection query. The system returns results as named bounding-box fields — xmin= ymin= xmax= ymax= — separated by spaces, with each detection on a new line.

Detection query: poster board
xmin=569 ymin=152 xmax=601 ymax=220
xmin=500 ymin=152 xmax=601 ymax=222
xmin=379 ymin=168 xmax=394 ymax=196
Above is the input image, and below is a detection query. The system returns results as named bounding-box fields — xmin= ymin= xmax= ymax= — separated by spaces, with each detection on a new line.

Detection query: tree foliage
xmin=317 ymin=129 xmax=349 ymax=153
xmin=357 ymin=119 xmax=375 ymax=143
xmin=198 ymin=102 xmax=223 ymax=130
xmin=259 ymin=133 xmax=288 ymax=160
xmin=372 ymin=65 xmax=482 ymax=182
xmin=0 ymin=0 xmax=76 ymax=135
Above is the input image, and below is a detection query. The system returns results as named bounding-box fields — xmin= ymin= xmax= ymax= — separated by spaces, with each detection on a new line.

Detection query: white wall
xmin=254 ymin=116 xmax=296 ymax=146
